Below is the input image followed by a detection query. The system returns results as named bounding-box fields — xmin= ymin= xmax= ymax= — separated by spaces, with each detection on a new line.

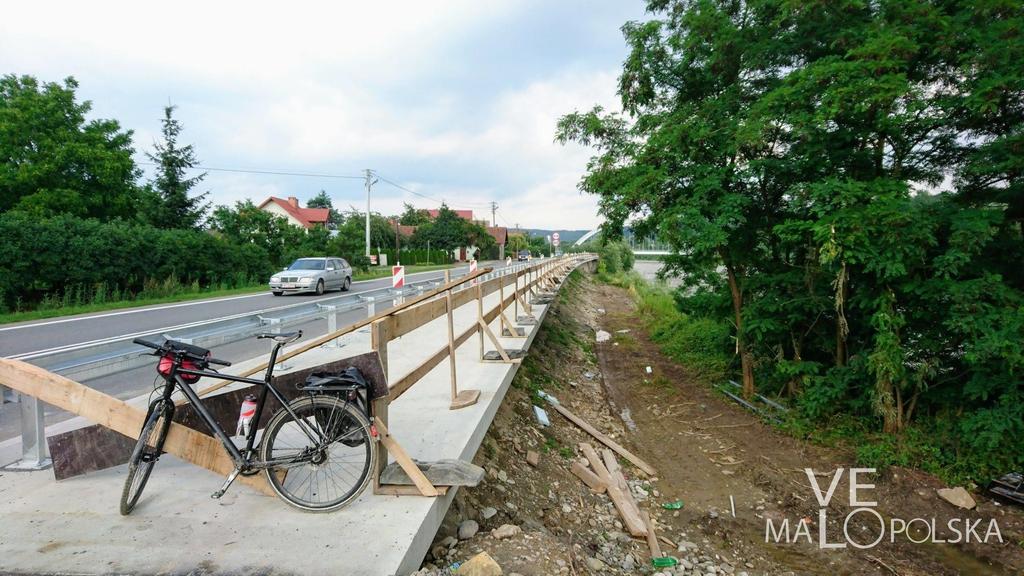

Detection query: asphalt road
xmin=0 ymin=262 xmax=500 ymax=359
xmin=0 ymin=260 xmax=514 ymax=442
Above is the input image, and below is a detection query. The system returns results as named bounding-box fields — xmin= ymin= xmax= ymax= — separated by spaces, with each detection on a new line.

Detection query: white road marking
xmin=0 ymin=267 xmax=469 ymax=333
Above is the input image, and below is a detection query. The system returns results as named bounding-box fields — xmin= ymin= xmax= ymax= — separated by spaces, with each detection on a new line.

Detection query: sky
xmin=0 ymin=1 xmax=649 ymax=231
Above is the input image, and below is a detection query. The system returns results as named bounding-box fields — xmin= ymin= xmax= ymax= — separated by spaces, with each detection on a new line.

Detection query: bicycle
xmin=121 ymin=331 xmax=377 ymax=515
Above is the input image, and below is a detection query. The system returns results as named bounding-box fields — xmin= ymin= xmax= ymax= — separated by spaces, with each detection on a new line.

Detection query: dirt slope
xmin=412 ymin=271 xmax=1023 ymax=576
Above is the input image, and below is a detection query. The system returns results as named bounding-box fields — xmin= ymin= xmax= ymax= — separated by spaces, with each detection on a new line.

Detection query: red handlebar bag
xmin=158 ymin=355 xmax=203 ymax=383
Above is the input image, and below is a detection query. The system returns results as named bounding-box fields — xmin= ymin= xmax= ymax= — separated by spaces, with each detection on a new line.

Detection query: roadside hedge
xmin=0 ymin=212 xmax=272 ymax=311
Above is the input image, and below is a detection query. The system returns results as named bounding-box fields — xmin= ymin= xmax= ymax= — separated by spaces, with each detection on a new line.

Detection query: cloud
xmin=1 ymin=0 xmax=639 ymax=231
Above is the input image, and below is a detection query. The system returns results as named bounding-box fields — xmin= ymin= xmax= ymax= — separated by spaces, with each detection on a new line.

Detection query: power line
xmin=374 ymin=172 xmax=493 ymax=208
xmin=138 ymin=161 xmax=365 ymax=180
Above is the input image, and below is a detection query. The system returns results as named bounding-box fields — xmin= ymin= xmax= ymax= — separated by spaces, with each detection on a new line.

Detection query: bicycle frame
xmin=160 ymin=343 xmax=323 ymax=470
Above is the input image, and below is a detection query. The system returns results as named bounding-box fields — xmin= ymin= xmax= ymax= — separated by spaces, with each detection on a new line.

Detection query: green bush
xmin=0 ymin=212 xmax=271 ymax=311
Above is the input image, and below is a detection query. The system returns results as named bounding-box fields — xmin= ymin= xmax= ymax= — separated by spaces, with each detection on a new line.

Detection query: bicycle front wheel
xmin=260 ymin=395 xmax=376 ymax=512
xmin=120 ymin=398 xmax=172 ymax=515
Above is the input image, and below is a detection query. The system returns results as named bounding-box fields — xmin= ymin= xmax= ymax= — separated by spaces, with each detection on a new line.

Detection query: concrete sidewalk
xmin=0 ymin=267 xmax=575 ymax=575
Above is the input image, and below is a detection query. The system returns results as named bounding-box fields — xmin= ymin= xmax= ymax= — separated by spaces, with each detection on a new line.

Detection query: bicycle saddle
xmin=256 ymin=330 xmax=302 ymax=343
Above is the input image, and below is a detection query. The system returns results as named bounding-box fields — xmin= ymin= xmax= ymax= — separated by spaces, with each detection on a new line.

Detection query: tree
xmin=560 ymin=0 xmax=1024 ymax=472
xmin=141 ymin=105 xmax=209 ymax=229
xmin=399 ymin=202 xmax=432 ymax=226
xmin=209 ymin=200 xmax=303 ymax=268
xmin=0 ymin=75 xmax=140 ymax=220
xmin=306 ymin=190 xmax=343 ymax=228
xmin=507 ymin=234 xmax=529 ymax=253
xmin=411 ymin=204 xmax=467 ymax=252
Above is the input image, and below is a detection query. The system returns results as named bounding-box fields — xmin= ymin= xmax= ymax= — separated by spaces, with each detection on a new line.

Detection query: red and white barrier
xmin=392 ymin=265 xmax=405 ymax=289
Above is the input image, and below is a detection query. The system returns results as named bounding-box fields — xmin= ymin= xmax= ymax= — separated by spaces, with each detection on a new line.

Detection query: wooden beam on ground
xmin=0 ymin=359 xmax=273 ymax=495
xmin=570 ymin=460 xmax=607 ymax=493
xmin=578 ymin=442 xmax=646 ymax=537
xmin=548 ymin=402 xmax=657 ymax=476
xmin=641 ymin=511 xmax=663 ymax=559
xmin=602 ymin=448 xmax=646 ymax=536
xmin=579 ymin=442 xmax=609 ymax=479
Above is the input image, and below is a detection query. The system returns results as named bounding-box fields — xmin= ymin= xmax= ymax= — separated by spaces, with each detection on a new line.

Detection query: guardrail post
xmin=319 ymin=304 xmax=340 ymax=347
xmin=6 ymin=394 xmax=52 ymax=470
xmin=1 ymin=384 xmax=10 ymax=403
xmin=364 ymin=296 xmax=376 ymax=317
xmin=260 ymin=317 xmax=291 ymax=370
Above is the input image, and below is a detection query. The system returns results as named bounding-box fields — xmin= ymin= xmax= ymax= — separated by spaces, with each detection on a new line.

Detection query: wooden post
xmin=448 ymin=284 xmax=479 ymax=409
xmin=371 ymin=318 xmax=391 ymax=492
xmin=477 ymin=282 xmax=485 ymax=359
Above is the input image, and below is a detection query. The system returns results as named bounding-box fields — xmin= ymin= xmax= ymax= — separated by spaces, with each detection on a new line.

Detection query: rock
xmin=458 ymin=520 xmax=480 ymax=540
xmin=585 ymin=557 xmax=607 ymax=571
xmin=596 ymin=330 xmax=611 ymax=342
xmin=621 ymin=554 xmax=636 ymax=571
xmin=505 ymin=501 xmax=517 ymax=512
xmin=497 ymin=470 xmax=509 ymax=483
xmin=491 ymin=524 xmax=522 ymax=539
xmin=480 ymin=506 xmax=498 ymax=520
xmin=677 ymin=541 xmax=697 ymax=552
xmin=456 ymin=551 xmax=503 ymax=576
xmin=584 ymin=371 xmax=596 ymax=380
xmin=441 ymin=536 xmax=458 ymax=548
xmin=526 ymin=450 xmax=540 ymax=467
xmin=937 ymin=487 xmax=976 ymax=510
xmin=432 ymin=545 xmax=447 ymax=560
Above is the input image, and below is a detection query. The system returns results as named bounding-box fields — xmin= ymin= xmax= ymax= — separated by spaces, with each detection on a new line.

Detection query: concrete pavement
xmin=0 ymin=258 xmax=584 ymax=576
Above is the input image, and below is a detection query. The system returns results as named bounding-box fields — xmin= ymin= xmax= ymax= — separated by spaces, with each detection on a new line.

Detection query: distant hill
xmin=522 ymin=229 xmax=591 ymax=245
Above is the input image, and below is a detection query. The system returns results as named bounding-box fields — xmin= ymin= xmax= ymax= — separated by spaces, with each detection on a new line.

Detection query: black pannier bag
xmin=299 ymin=367 xmax=381 ymax=447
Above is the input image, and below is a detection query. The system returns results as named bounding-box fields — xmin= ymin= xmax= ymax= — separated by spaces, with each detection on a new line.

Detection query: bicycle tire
xmin=260 ymin=395 xmax=376 ymax=512
xmin=119 ymin=398 xmax=172 ymax=515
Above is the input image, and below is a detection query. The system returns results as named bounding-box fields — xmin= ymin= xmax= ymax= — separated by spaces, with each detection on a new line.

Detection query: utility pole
xmin=364 ymin=169 xmax=377 ymax=258
xmin=394 ymin=217 xmax=400 ymax=265
xmin=490 ymin=201 xmax=498 ymax=227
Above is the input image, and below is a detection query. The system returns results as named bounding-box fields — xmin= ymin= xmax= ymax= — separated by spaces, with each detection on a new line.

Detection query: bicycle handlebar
xmin=133 ymin=337 xmax=162 ymax=350
xmin=208 ymin=357 xmax=232 ymax=367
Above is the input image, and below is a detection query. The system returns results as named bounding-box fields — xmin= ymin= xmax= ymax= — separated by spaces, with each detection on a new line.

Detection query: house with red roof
xmin=390 ymin=209 xmax=510 ymax=261
xmin=258 ymin=196 xmax=330 ymax=230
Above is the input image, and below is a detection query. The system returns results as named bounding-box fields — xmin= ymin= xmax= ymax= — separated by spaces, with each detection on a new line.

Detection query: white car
xmin=269 ymin=257 xmax=353 ymax=296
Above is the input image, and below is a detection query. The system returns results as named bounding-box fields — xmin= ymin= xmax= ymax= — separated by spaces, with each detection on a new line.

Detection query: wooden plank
xmin=570 ymin=460 xmax=607 ymax=493
xmin=374 ymin=418 xmax=439 ymax=497
xmin=446 ymin=288 xmax=459 ymax=401
xmin=478 ymin=320 xmax=513 ymax=362
xmin=603 ymin=448 xmax=644 ymax=527
xmin=0 ymin=359 xmax=273 ymax=495
xmin=376 ymin=485 xmax=449 ymax=496
xmin=641 ymin=510 xmax=663 ymax=559
xmin=549 ymin=402 xmax=657 ymax=476
xmin=579 ymin=442 xmax=610 ymax=481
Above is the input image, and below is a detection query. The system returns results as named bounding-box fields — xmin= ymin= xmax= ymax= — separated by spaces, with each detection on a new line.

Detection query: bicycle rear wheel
xmin=120 ymin=398 xmax=173 ymax=515
xmin=260 ymin=395 xmax=376 ymax=512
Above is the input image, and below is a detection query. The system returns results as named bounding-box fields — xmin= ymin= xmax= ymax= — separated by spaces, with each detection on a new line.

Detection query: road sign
xmin=552 ymin=232 xmax=560 ymax=242
xmin=469 ymin=259 xmax=478 ymax=273
xmin=392 ymin=265 xmax=405 ymax=288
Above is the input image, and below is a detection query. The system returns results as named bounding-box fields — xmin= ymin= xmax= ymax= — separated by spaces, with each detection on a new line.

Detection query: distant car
xmin=270 ymin=257 xmax=352 ymax=296
xmin=517 ymin=250 xmax=530 ymax=261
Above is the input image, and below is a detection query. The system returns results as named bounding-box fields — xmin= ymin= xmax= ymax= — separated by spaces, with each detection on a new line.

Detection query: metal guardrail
xmin=2 ymin=261 xmax=544 ymax=469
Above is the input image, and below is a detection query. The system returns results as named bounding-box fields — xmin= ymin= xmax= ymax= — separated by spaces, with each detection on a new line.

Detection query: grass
xmin=351 ymin=262 xmax=458 ymax=281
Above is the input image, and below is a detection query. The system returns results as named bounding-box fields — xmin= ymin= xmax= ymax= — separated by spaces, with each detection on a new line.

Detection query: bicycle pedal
xmin=211 ymin=467 xmax=241 ymax=499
